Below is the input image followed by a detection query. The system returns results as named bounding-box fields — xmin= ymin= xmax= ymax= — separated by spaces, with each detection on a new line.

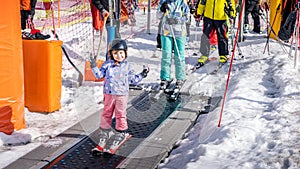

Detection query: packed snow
xmin=1 ymin=9 xmax=300 ymax=169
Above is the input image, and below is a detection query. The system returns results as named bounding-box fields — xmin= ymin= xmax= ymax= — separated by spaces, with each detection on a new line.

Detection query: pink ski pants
xmin=100 ymin=94 xmax=128 ymax=131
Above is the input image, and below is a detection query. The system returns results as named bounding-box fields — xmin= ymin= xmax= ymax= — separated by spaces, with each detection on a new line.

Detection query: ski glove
xmin=140 ymin=65 xmax=150 ymax=78
xmin=89 ymin=56 xmax=97 ymax=68
xmin=167 ymin=18 xmax=178 ymax=25
xmin=160 ymin=2 xmax=169 ymax=13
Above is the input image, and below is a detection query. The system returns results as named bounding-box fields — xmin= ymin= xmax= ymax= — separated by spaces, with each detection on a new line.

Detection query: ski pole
xmin=169 ymin=25 xmax=181 ymax=61
xmin=165 ymin=10 xmax=184 ymax=65
xmin=264 ymin=2 xmax=270 ymax=53
xmin=288 ymin=17 xmax=297 ymax=59
xmin=263 ymin=4 xmax=281 ymax=54
xmin=294 ymin=6 xmax=300 ymax=69
xmin=218 ymin=0 xmax=246 ymax=127
xmin=230 ymin=21 xmax=243 ymax=58
xmin=260 ymin=13 xmax=288 ymax=54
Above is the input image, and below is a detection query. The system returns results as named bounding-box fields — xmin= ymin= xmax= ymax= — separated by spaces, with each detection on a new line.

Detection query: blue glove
xmin=167 ymin=18 xmax=178 ymax=25
xmin=89 ymin=56 xmax=97 ymax=68
xmin=141 ymin=65 xmax=149 ymax=78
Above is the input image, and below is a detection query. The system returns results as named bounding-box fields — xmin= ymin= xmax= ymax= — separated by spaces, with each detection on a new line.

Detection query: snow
xmin=1 ymin=10 xmax=300 ymax=169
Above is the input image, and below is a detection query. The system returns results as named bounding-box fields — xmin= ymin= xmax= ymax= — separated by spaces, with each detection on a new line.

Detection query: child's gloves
xmin=89 ymin=56 xmax=97 ymax=68
xmin=141 ymin=65 xmax=150 ymax=78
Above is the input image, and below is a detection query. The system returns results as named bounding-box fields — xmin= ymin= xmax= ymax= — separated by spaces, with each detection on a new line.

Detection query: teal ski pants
xmin=160 ymin=35 xmax=186 ymax=81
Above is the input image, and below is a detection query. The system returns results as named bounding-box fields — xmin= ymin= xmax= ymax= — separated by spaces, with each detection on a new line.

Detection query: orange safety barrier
xmin=23 ymin=40 xmax=63 ymax=113
xmin=0 ymin=1 xmax=26 ymax=134
xmin=84 ymin=59 xmax=105 ymax=82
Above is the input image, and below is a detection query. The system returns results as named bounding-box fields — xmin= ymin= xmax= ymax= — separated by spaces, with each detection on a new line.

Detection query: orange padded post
xmin=23 ymin=40 xmax=63 ymax=113
xmin=0 ymin=1 xmax=26 ymax=134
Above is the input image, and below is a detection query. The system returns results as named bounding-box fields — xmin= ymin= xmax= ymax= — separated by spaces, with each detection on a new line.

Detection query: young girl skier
xmin=89 ymin=39 xmax=149 ymax=154
xmin=157 ymin=0 xmax=190 ymax=90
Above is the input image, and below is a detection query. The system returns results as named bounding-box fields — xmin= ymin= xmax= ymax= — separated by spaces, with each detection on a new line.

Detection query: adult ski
xmin=209 ymin=62 xmax=228 ymax=75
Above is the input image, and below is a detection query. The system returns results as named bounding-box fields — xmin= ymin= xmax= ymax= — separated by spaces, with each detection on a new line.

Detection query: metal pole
xmin=146 ymin=0 xmax=151 ymax=34
xmin=107 ymin=0 xmax=116 ymax=60
xmin=109 ymin=0 xmax=114 ymax=27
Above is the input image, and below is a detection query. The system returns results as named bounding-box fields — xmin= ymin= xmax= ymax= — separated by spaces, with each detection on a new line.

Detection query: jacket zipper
xmin=213 ymin=0 xmax=216 ymax=19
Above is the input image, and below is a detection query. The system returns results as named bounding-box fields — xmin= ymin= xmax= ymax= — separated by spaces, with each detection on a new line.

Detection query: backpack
xmin=278 ymin=11 xmax=297 ymax=41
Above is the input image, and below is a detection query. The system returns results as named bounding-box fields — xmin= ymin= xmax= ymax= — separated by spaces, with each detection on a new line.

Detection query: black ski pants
xmin=200 ymin=17 xmax=228 ymax=56
xmin=244 ymin=0 xmax=261 ymax=32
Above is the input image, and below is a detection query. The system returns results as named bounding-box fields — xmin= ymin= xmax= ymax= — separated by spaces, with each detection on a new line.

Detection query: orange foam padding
xmin=0 ymin=1 xmax=26 ymax=134
xmin=23 ymin=40 xmax=63 ymax=113
xmin=84 ymin=59 xmax=105 ymax=82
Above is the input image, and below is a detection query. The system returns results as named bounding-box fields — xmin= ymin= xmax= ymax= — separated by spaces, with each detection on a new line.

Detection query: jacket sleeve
xmin=196 ymin=0 xmax=205 ymax=16
xmin=92 ymin=62 xmax=107 ymax=79
xmin=92 ymin=0 xmax=105 ymax=13
xmin=128 ymin=65 xmax=143 ymax=85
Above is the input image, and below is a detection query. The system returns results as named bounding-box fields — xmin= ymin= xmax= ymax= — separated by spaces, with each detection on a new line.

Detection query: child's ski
xmin=91 ymin=130 xmax=115 ymax=156
xmin=91 ymin=145 xmax=105 ymax=156
xmin=104 ymin=133 xmax=132 ymax=155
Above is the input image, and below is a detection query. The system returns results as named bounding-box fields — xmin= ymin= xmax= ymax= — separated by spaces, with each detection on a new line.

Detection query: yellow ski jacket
xmin=197 ymin=0 xmax=236 ymax=20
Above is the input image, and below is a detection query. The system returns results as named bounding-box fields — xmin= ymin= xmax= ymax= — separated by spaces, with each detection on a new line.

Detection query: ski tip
xmin=95 ymin=145 xmax=104 ymax=152
xmin=92 ymin=146 xmax=104 ymax=156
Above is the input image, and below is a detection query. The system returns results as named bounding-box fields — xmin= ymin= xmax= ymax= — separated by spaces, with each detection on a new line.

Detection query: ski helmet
xmin=108 ymin=39 xmax=128 ymax=60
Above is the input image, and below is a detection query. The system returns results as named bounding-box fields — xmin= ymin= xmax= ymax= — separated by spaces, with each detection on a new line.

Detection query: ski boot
xmin=194 ymin=55 xmax=208 ymax=69
xmin=219 ymin=55 xmax=227 ymax=65
xmin=175 ymin=80 xmax=185 ymax=89
xmin=92 ymin=128 xmax=113 ymax=156
xmin=104 ymin=131 xmax=131 ymax=155
xmin=160 ymin=80 xmax=172 ymax=90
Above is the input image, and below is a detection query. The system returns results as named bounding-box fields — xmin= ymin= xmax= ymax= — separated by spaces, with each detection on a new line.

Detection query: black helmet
xmin=108 ymin=39 xmax=127 ymax=52
xmin=108 ymin=39 xmax=128 ymax=60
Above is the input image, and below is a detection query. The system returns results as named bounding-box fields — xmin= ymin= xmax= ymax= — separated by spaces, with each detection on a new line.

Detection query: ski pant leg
xmin=100 ymin=94 xmax=115 ymax=129
xmin=157 ymin=20 xmax=163 ymax=47
xmin=21 ymin=10 xmax=31 ymax=30
xmin=200 ymin=17 xmax=214 ymax=56
xmin=174 ymin=36 xmax=186 ymax=81
xmin=251 ymin=2 xmax=261 ymax=32
xmin=244 ymin=1 xmax=254 ymax=25
xmin=215 ymin=20 xmax=229 ymax=56
xmin=210 ymin=29 xmax=218 ymax=45
xmin=114 ymin=95 xmax=129 ymax=131
xmin=160 ymin=36 xmax=173 ymax=81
